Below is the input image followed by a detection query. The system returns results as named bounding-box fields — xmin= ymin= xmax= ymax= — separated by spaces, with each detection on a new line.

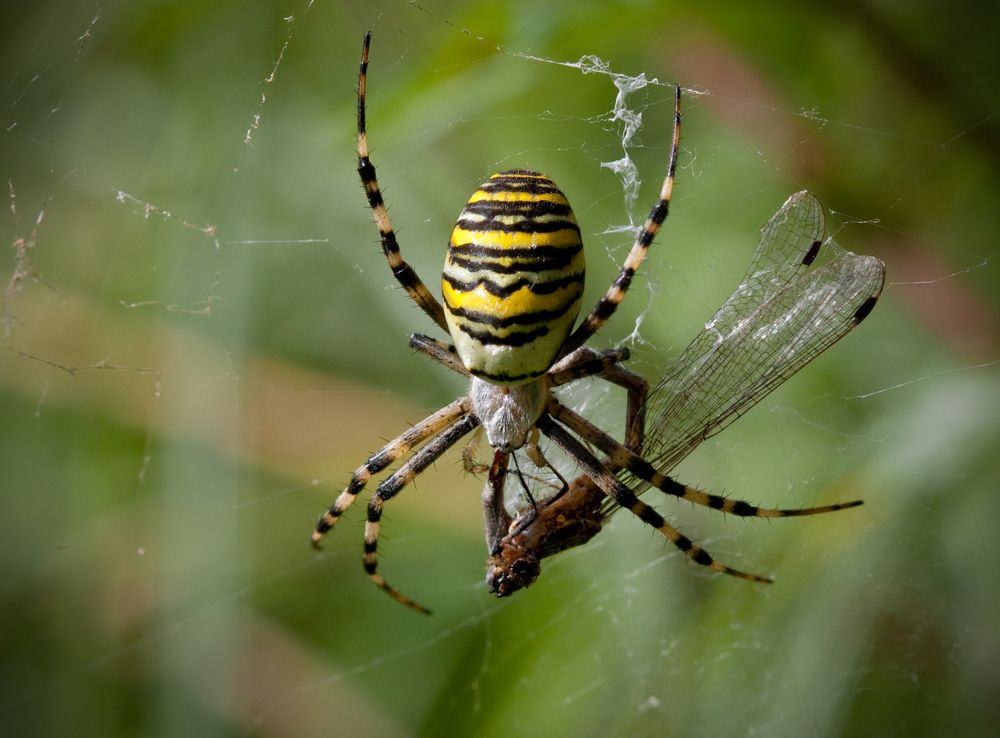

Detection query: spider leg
xmin=547 ymin=398 xmax=863 ymax=517
xmin=356 ymin=32 xmax=449 ymax=333
xmin=311 ymin=397 xmax=471 ymax=547
xmin=461 ymin=426 xmax=489 ymax=475
xmin=482 ymin=450 xmax=513 ymax=555
xmin=536 ymin=413 xmax=772 ymax=583
xmin=549 ymin=346 xmax=647 ymax=453
xmin=365 ymin=413 xmax=481 ymax=614
xmin=558 ymin=84 xmax=681 ymax=359
xmin=410 ymin=333 xmax=469 ymax=377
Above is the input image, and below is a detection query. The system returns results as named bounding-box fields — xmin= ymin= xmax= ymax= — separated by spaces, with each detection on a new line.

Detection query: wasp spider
xmin=312 ymin=32 xmax=885 ymax=613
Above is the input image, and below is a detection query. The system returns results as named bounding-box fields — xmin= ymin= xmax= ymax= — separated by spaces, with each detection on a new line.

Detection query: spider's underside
xmin=311 ymin=32 xmax=885 ymax=614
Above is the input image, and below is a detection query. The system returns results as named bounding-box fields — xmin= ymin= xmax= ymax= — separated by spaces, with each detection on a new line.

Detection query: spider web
xmin=2 ymin=1 xmax=999 ymax=737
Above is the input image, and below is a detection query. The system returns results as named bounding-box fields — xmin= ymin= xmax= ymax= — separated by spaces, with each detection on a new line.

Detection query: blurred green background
xmin=2 ymin=1 xmax=998 ymax=736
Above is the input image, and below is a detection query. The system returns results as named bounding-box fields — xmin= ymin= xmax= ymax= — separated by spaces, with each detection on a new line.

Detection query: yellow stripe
xmin=450 ymin=227 xmax=581 ymax=249
xmin=490 ymin=171 xmax=550 ymax=180
xmin=442 ymin=279 xmax=581 ymax=317
xmin=467 ymin=189 xmax=569 ymax=204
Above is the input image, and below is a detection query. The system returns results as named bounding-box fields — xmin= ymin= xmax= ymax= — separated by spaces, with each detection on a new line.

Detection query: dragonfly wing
xmin=642 ymin=223 xmax=885 ymax=474
xmin=698 ymin=191 xmax=826 ymax=342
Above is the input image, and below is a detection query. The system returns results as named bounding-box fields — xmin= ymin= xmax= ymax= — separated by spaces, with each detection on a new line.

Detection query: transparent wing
xmin=640 ymin=192 xmax=886 ymax=474
xmin=701 ymin=190 xmax=825 ymax=342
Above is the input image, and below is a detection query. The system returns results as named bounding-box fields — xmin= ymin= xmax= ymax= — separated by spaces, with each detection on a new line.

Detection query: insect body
xmin=311 ymin=32 xmax=885 ymax=614
xmin=487 ymin=190 xmax=886 ymax=595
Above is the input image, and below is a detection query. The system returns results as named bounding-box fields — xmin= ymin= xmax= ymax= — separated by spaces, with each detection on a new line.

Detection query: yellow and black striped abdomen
xmin=442 ymin=170 xmax=585 ymax=384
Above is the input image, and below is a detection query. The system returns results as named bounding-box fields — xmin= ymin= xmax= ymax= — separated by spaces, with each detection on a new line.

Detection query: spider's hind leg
xmin=363 ymin=413 xmax=480 ymax=614
xmin=547 ymin=398 xmax=864 ymax=519
xmin=537 ymin=413 xmax=773 ymax=584
xmin=312 ymin=398 xmax=471 ymax=547
xmin=559 ymin=84 xmax=682 ymax=358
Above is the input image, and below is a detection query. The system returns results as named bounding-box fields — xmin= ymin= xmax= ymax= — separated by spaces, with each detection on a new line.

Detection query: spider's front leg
xmin=356 ymin=32 xmax=449 ymax=333
xmin=482 ymin=449 xmax=514 ymax=557
xmin=486 ymin=428 xmax=571 ymax=535
xmin=549 ymin=345 xmax=648 ymax=455
xmin=558 ymin=84 xmax=681 ymax=359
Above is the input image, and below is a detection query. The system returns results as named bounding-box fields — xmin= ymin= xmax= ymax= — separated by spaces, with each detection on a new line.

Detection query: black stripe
xmin=613 ymin=267 xmax=635 ymax=291
xmin=449 ymin=242 xmax=582 ymax=261
xmin=461 ymin=199 xmax=573 ymax=217
xmin=447 ymin=251 xmax=579 ymax=276
xmin=358 ymin=158 xmax=376 ymax=184
xmin=447 ymin=301 xmax=576 ymax=329
xmin=391 ymin=262 xmax=422 ymax=288
xmin=692 ymin=548 xmax=713 ymax=566
xmin=366 ymin=450 xmax=393 ymax=472
xmin=853 ymin=295 xmax=878 ymax=323
xmin=650 ymin=199 xmax=670 ymax=225
xmin=443 ymin=272 xmax=583 ymax=298
xmin=380 ymin=230 xmax=401 ymax=256
xmin=376 ymin=474 xmax=406 ymax=498
xmin=357 ymin=159 xmax=385 ymax=209
xmin=472 ymin=367 xmax=546 ymax=383
xmin=592 ymin=297 xmax=618 ymax=320
xmin=479 ymin=180 xmax=560 ymax=195
xmin=673 ymin=534 xmax=693 ymax=552
xmin=456 ymin=323 xmax=549 ymax=346
xmin=635 ymin=502 xmax=666 ymax=529
xmin=802 ymin=240 xmax=821 ymax=266
xmin=597 ymin=434 xmax=768 ymax=518
xmin=357 ymin=32 xmax=370 ymax=133
xmin=455 ymin=218 xmax=581 ymax=234
xmin=635 ymin=202 xmax=670 ymax=247
xmin=630 ymin=457 xmax=684 ymax=495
